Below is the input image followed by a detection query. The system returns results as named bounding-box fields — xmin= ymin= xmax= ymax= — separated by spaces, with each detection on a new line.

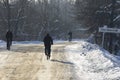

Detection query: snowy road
xmin=0 ymin=41 xmax=120 ymax=80
xmin=0 ymin=42 xmax=74 ymax=80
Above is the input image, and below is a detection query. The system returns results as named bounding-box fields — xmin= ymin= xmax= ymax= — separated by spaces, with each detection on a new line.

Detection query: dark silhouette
xmin=43 ymin=33 xmax=53 ymax=60
xmin=6 ymin=30 xmax=13 ymax=50
xmin=50 ymin=59 xmax=73 ymax=65
xmin=68 ymin=31 xmax=72 ymax=42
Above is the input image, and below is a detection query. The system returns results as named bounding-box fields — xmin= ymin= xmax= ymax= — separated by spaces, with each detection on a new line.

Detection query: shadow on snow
xmin=50 ymin=59 xmax=73 ymax=65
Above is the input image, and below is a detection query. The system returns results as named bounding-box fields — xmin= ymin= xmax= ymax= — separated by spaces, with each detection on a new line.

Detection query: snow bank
xmin=13 ymin=40 xmax=67 ymax=44
xmin=0 ymin=40 xmax=6 ymax=48
xmin=0 ymin=40 xmax=67 ymax=48
xmin=13 ymin=41 xmax=42 ymax=44
xmin=65 ymin=41 xmax=120 ymax=80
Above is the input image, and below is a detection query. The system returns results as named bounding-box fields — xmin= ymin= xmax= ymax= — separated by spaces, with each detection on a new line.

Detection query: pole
xmin=102 ymin=32 xmax=105 ymax=47
xmin=109 ymin=0 xmax=116 ymax=53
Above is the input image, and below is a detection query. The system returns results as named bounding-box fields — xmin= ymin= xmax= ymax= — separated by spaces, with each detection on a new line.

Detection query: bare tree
xmin=0 ymin=0 xmax=75 ymax=40
xmin=3 ymin=0 xmax=11 ymax=30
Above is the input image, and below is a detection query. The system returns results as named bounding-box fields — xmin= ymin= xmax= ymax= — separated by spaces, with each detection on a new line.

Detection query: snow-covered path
xmin=0 ymin=40 xmax=120 ymax=80
xmin=65 ymin=41 xmax=120 ymax=80
xmin=0 ymin=42 xmax=73 ymax=80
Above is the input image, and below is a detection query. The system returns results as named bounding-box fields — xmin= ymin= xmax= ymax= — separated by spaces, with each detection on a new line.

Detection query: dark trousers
xmin=7 ymin=40 xmax=12 ymax=50
xmin=45 ymin=46 xmax=51 ymax=57
xmin=69 ymin=36 xmax=72 ymax=42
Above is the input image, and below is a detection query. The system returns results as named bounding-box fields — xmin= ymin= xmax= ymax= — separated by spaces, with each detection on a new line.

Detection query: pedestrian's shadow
xmin=50 ymin=59 xmax=73 ymax=65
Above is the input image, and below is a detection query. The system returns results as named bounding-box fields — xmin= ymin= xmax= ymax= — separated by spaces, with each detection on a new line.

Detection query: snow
xmin=13 ymin=41 xmax=42 ymax=44
xmin=117 ymin=1 xmax=120 ymax=4
xmin=0 ymin=40 xmax=43 ymax=49
xmin=0 ymin=40 xmax=120 ymax=80
xmin=65 ymin=40 xmax=120 ymax=80
xmin=0 ymin=40 xmax=65 ymax=47
xmin=113 ymin=15 xmax=120 ymax=21
xmin=13 ymin=40 xmax=69 ymax=45
xmin=0 ymin=40 xmax=6 ymax=48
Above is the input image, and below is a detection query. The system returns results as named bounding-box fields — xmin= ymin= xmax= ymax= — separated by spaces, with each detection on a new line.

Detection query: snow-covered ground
xmin=0 ymin=40 xmax=6 ymax=48
xmin=0 ymin=40 xmax=68 ymax=48
xmin=65 ymin=40 xmax=120 ymax=80
xmin=0 ymin=40 xmax=120 ymax=80
xmin=0 ymin=40 xmax=72 ymax=80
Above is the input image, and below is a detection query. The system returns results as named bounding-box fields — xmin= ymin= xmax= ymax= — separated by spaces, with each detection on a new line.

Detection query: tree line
xmin=75 ymin=0 xmax=120 ymax=54
xmin=75 ymin=0 xmax=120 ymax=32
xmin=0 ymin=0 xmax=120 ymax=42
xmin=0 ymin=0 xmax=75 ymax=40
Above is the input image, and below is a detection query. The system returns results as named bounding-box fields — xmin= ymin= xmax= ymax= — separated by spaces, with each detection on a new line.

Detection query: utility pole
xmin=109 ymin=0 xmax=116 ymax=53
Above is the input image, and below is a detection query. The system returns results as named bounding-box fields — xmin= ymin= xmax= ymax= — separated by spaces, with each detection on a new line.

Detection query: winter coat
xmin=6 ymin=31 xmax=13 ymax=41
xmin=43 ymin=34 xmax=53 ymax=47
xmin=68 ymin=32 xmax=72 ymax=36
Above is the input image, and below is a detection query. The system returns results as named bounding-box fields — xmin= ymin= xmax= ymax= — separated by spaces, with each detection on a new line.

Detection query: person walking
xmin=68 ymin=31 xmax=72 ymax=42
xmin=43 ymin=33 xmax=53 ymax=60
xmin=6 ymin=30 xmax=13 ymax=50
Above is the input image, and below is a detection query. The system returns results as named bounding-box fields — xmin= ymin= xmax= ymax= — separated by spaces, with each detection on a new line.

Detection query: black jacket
xmin=6 ymin=31 xmax=13 ymax=41
xmin=43 ymin=34 xmax=53 ymax=47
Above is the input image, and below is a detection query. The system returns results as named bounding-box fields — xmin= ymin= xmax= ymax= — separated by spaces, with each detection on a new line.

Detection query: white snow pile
xmin=117 ymin=1 xmax=120 ymax=4
xmin=65 ymin=41 xmax=120 ymax=80
xmin=13 ymin=41 xmax=42 ymax=44
xmin=13 ymin=40 xmax=67 ymax=44
xmin=0 ymin=40 xmax=6 ymax=48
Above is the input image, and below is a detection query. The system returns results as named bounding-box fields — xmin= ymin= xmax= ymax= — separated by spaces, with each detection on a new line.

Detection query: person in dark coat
xmin=43 ymin=33 xmax=53 ymax=60
xmin=6 ymin=30 xmax=13 ymax=50
xmin=68 ymin=31 xmax=72 ymax=42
